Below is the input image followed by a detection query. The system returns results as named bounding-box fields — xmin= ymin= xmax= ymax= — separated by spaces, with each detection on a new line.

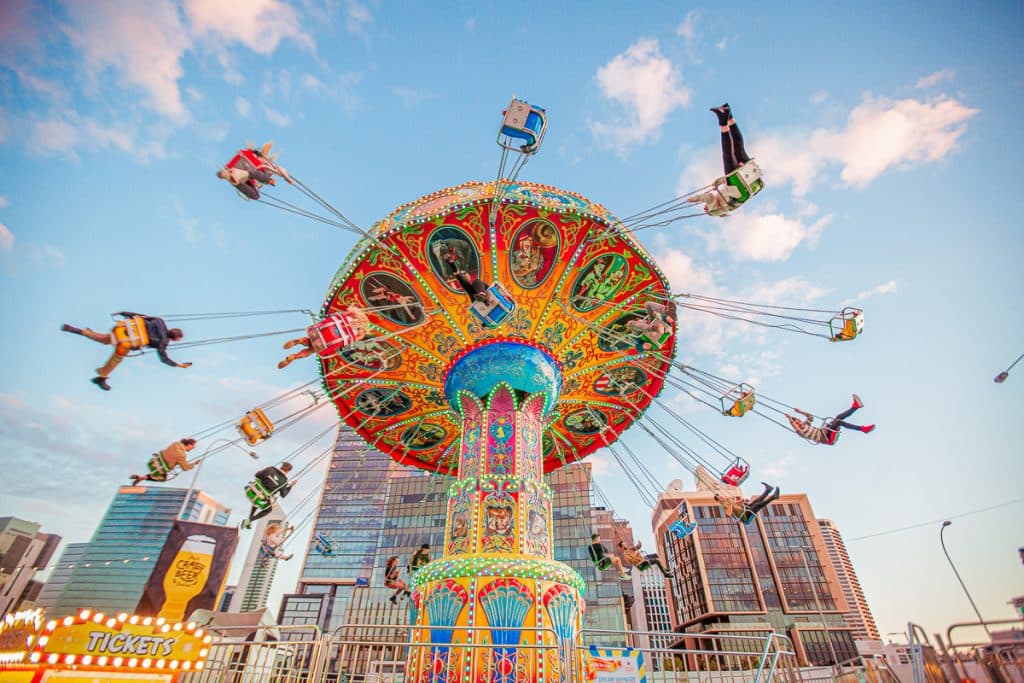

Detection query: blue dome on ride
xmin=444 ymin=341 xmax=562 ymax=413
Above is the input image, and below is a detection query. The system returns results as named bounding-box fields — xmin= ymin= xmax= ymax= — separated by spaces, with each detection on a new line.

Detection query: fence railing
xmin=936 ymin=618 xmax=1024 ymax=683
xmin=181 ymin=624 xmax=799 ymax=683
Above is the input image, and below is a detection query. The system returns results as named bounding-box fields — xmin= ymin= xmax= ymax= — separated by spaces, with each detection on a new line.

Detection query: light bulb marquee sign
xmin=0 ymin=608 xmax=213 ymax=682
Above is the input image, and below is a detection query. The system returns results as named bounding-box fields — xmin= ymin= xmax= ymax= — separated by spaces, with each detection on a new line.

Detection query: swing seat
xmin=723 ymin=160 xmax=764 ymax=204
xmin=593 ymin=557 xmax=612 ymax=571
xmin=112 ymin=317 xmax=149 ymax=356
xmin=245 ymin=479 xmax=274 ymax=509
xmin=226 ymin=150 xmax=276 ymax=187
xmin=635 ymin=560 xmax=652 ymax=572
xmin=829 ymin=307 xmax=864 ymax=342
xmin=737 ymin=509 xmax=757 ymax=525
xmin=315 ymin=533 xmax=334 ymax=556
xmin=309 ymin=311 xmax=363 ymax=358
xmin=146 ymin=452 xmax=171 ymax=480
xmin=720 ymin=459 xmax=750 ymax=487
xmin=237 ymin=408 xmax=274 ymax=446
xmin=721 ymin=384 xmax=756 ymax=417
xmin=669 ymin=520 xmax=697 ymax=539
xmin=469 ymin=283 xmax=517 ymax=328
xmin=498 ymin=99 xmax=548 ymax=154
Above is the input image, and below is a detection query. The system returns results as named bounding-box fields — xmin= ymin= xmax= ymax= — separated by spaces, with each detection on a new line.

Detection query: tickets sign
xmin=33 ymin=611 xmax=212 ymax=667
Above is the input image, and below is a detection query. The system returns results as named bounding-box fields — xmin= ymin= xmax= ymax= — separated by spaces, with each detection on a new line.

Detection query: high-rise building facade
xmin=35 ymin=542 xmax=90 ymax=613
xmin=279 ymin=427 xmax=628 ymax=635
xmin=230 ymin=503 xmax=288 ymax=613
xmin=49 ymin=486 xmax=230 ymax=617
xmin=817 ymin=519 xmax=880 ymax=642
xmin=0 ymin=517 xmax=61 ymax=616
xmin=279 ymin=428 xmax=406 ymax=631
xmin=653 ymin=480 xmax=858 ymax=667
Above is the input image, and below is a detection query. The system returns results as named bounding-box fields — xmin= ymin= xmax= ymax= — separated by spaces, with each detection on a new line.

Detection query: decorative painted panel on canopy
xmin=320 ymin=180 xmax=676 ymax=475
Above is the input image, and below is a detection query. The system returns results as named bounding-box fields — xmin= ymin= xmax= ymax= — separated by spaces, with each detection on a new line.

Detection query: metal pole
xmin=176 ymin=438 xmax=258 ymax=520
xmin=940 ymin=521 xmax=991 ymax=635
xmin=797 ymin=545 xmax=840 ymax=668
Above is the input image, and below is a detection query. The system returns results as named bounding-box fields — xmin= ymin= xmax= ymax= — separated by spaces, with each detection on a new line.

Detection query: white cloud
xmin=853 ymin=279 xmax=898 ymax=303
xmin=829 ymin=95 xmax=977 ymax=187
xmin=746 ymin=276 xmax=830 ymax=307
xmin=302 ymin=73 xmax=325 ymax=91
xmin=655 ymin=244 xmax=717 ymax=294
xmin=590 ymin=38 xmax=691 ymax=154
xmin=184 ymin=0 xmax=313 ymax=54
xmin=28 ymin=114 xmax=142 ymax=159
xmin=63 ymin=0 xmax=192 ymax=123
xmin=761 ymin=454 xmax=795 ymax=479
xmin=30 ymin=243 xmax=65 ymax=267
xmin=264 ymin=105 xmax=291 ymax=127
xmin=235 ymin=96 xmax=252 ymax=117
xmin=342 ymin=0 xmax=373 ymax=37
xmin=916 ymin=69 xmax=955 ymax=89
xmin=391 ymin=86 xmax=430 ymax=107
xmin=810 ymin=90 xmax=828 ymax=105
xmin=0 ymin=223 xmax=13 ymax=251
xmin=185 ymin=86 xmax=203 ymax=102
xmin=0 ymin=196 xmax=8 ymax=209
xmin=715 ymin=37 xmax=728 ymax=51
xmin=675 ymin=10 xmax=701 ymax=62
xmin=464 ymin=18 xmax=475 ymax=31
xmin=706 ymin=208 xmax=831 ymax=262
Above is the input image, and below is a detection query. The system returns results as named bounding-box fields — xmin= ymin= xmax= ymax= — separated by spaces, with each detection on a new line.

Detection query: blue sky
xmin=1 ymin=0 xmax=1021 ymax=640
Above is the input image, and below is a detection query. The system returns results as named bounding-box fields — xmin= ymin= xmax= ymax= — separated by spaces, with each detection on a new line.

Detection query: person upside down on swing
xmin=786 ymin=394 xmax=875 ymax=445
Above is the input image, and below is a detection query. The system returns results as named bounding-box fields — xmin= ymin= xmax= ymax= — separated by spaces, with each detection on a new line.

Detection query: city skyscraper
xmin=49 ymin=486 xmax=230 ymax=617
xmin=0 ymin=516 xmax=61 ymax=616
xmin=818 ymin=518 xmax=881 ymax=643
xmin=653 ymin=476 xmax=858 ymax=666
xmin=230 ymin=503 xmax=289 ymax=613
xmin=279 ymin=426 xmax=629 ymax=635
xmin=34 ymin=542 xmax=90 ymax=613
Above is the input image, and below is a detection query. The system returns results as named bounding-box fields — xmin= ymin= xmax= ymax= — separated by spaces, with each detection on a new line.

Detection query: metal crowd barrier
xmin=936 ymin=618 xmax=1024 ymax=683
xmin=180 ymin=623 xmax=799 ymax=683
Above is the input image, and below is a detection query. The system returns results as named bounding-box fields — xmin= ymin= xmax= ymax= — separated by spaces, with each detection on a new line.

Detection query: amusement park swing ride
xmin=40 ymin=97 xmax=870 ymax=683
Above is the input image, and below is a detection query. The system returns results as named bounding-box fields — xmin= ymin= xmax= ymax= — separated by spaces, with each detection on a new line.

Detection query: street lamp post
xmin=793 ymin=544 xmax=841 ymax=668
xmin=177 ymin=439 xmax=258 ymax=521
xmin=994 ymin=351 xmax=1024 ymax=383
xmin=939 ymin=521 xmax=990 ymax=635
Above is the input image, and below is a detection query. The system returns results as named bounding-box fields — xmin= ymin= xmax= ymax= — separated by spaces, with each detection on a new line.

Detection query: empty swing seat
xmin=245 ymin=479 xmax=274 ymax=509
xmin=830 ymin=307 xmax=864 ymax=342
xmin=315 ymin=533 xmax=334 ymax=555
xmin=237 ymin=408 xmax=274 ymax=446
xmin=721 ymin=384 xmax=756 ymax=417
xmin=470 ymin=283 xmax=517 ymax=328
xmin=309 ymin=311 xmax=363 ymax=358
xmin=112 ymin=316 xmax=150 ymax=356
xmin=669 ymin=519 xmax=697 ymax=539
xmin=720 ymin=459 xmax=750 ymax=487
xmin=498 ymin=99 xmax=548 ymax=154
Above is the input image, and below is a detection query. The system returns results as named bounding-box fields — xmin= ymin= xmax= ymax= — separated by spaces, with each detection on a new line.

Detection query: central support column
xmin=407 ymin=342 xmax=584 ymax=683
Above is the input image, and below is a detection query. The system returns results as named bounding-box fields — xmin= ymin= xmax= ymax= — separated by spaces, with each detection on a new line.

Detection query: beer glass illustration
xmin=161 ymin=534 xmax=216 ymax=620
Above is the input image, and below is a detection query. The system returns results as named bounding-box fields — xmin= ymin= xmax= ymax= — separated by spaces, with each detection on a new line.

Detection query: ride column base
xmin=407 ymin=379 xmax=584 ymax=683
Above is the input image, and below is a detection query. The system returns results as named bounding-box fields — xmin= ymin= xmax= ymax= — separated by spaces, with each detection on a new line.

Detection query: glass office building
xmin=35 ymin=542 xmax=90 ymax=613
xmin=280 ymin=428 xmax=628 ymax=635
xmin=654 ymin=482 xmax=858 ymax=666
xmin=49 ymin=486 xmax=230 ymax=617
